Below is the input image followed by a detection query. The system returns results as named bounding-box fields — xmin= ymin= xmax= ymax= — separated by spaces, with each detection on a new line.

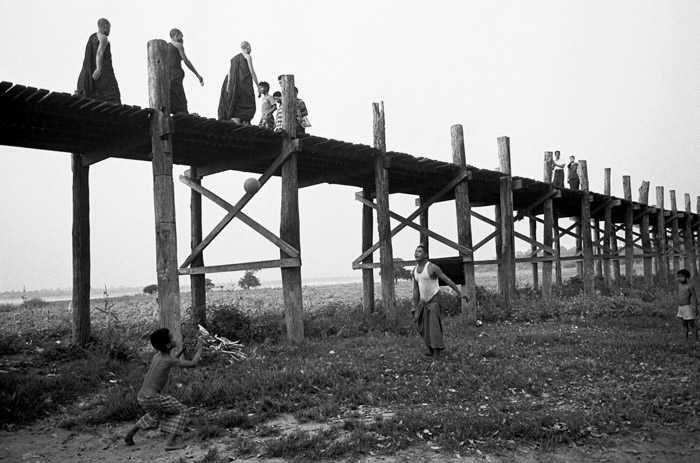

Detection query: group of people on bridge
xmin=551 ymin=150 xmax=579 ymax=189
xmin=76 ymin=18 xmax=309 ymax=134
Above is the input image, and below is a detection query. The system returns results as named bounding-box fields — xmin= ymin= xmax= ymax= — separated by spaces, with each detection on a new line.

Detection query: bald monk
xmin=217 ymin=41 xmax=259 ymax=124
xmin=168 ymin=28 xmax=204 ymax=115
xmin=76 ymin=18 xmax=121 ymax=104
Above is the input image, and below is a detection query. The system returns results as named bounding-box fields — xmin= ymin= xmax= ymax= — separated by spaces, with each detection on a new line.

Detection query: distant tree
xmin=238 ymin=270 xmax=261 ymax=290
xmin=143 ymin=284 xmax=158 ymax=295
xmin=380 ymin=258 xmax=414 ymax=284
xmin=205 ymin=278 xmax=216 ymax=291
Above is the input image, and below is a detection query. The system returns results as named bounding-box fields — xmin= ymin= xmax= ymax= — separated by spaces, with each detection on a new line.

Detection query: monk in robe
xmin=168 ymin=28 xmax=204 ymax=115
xmin=218 ymin=41 xmax=259 ymax=124
xmin=76 ymin=18 xmax=121 ymax=104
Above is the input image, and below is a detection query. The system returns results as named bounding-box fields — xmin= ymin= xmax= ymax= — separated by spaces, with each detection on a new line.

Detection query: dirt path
xmin=3 ymin=418 xmax=700 ymax=463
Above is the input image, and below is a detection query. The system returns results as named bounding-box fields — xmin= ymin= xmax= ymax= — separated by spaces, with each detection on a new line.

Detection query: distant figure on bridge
xmin=567 ymin=155 xmax=580 ymax=190
xmin=168 ymin=28 xmax=204 ymax=116
xmin=273 ymin=91 xmax=284 ymax=131
xmin=412 ymin=245 xmax=469 ymax=359
xmin=552 ymin=151 xmax=565 ymax=188
xmin=218 ymin=41 xmax=259 ymax=124
xmin=295 ymin=87 xmax=310 ymax=135
xmin=257 ymin=82 xmax=276 ymax=129
xmin=76 ymin=18 xmax=121 ymax=104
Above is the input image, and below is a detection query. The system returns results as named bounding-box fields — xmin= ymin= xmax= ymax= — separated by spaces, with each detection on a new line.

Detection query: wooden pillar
xmin=684 ymin=193 xmax=696 ymax=277
xmin=189 ymin=168 xmax=206 ymax=327
xmin=670 ymin=191 xmax=681 ymax=274
xmin=280 ymin=75 xmax=304 ymax=343
xmin=542 ymin=152 xmax=554 ymax=298
xmin=498 ymin=136 xmax=515 ymax=305
xmin=147 ymin=39 xmax=182 ymax=343
xmin=623 ymin=176 xmax=634 ymax=286
xmin=580 ymin=161 xmax=594 ymax=295
xmin=603 ymin=168 xmax=618 ymax=287
xmin=639 ymin=181 xmax=653 ymax=286
xmin=373 ymin=101 xmax=396 ymax=319
xmin=419 ymin=195 xmax=429 ymax=252
xmin=530 ymin=217 xmax=539 ymax=291
xmin=594 ymin=221 xmax=602 ymax=278
xmin=451 ymin=125 xmax=476 ymax=325
xmin=71 ymin=154 xmax=90 ymax=346
xmin=361 ymin=187 xmax=375 ymax=313
xmin=554 ymin=210 xmax=563 ymax=285
xmin=656 ymin=186 xmax=668 ymax=288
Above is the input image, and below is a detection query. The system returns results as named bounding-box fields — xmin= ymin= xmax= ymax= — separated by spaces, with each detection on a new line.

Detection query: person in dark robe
xmin=217 ymin=41 xmax=259 ymax=124
xmin=76 ymin=18 xmax=121 ymax=104
xmin=168 ymin=28 xmax=204 ymax=115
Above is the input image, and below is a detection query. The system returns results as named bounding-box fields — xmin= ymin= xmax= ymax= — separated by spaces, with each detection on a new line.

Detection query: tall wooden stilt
xmin=656 ymin=186 xmax=668 ymax=288
xmin=373 ymin=102 xmax=396 ymax=319
xmin=554 ymin=210 xmax=563 ymax=286
xmin=530 ymin=217 xmax=539 ymax=291
xmin=498 ymin=137 xmax=515 ymax=306
xmin=189 ymin=168 xmax=206 ymax=327
xmin=451 ymin=125 xmax=476 ymax=325
xmin=639 ymin=181 xmax=653 ymax=286
xmin=623 ymin=176 xmax=634 ymax=286
xmin=71 ymin=154 xmax=90 ymax=346
xmin=580 ymin=161 xmax=594 ymax=295
xmin=147 ymin=39 xmax=182 ymax=343
xmin=419 ymin=195 xmax=429 ymax=252
xmin=684 ymin=193 xmax=696 ymax=277
xmin=280 ymin=75 xmax=304 ymax=343
xmin=594 ymin=220 xmax=602 ymax=278
xmin=361 ymin=187 xmax=375 ymax=313
xmin=670 ymin=191 xmax=680 ymax=274
xmin=603 ymin=168 xmax=617 ymax=287
xmin=542 ymin=152 xmax=554 ymax=298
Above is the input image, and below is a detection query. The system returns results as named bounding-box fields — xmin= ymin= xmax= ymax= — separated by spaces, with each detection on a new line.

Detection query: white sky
xmin=1 ymin=0 xmax=699 ymax=291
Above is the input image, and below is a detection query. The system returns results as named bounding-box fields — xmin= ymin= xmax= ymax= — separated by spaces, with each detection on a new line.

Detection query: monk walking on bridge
xmin=218 ymin=41 xmax=259 ymax=124
xmin=168 ymin=28 xmax=204 ymax=115
xmin=76 ymin=18 xmax=121 ymax=104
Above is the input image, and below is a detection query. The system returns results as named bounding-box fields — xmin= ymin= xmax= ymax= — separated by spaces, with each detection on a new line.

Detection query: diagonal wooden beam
xmin=180 ymin=139 xmax=299 ymax=268
xmin=179 ymin=258 xmax=301 ymax=275
xmin=473 ymin=229 xmax=500 ymax=252
xmin=352 ymin=170 xmax=468 ymax=266
xmin=354 ymin=192 xmax=471 ymax=255
xmin=179 ymin=175 xmax=299 ymax=258
xmin=81 ymin=128 xmax=150 ymax=166
xmin=514 ymin=189 xmax=560 ymax=222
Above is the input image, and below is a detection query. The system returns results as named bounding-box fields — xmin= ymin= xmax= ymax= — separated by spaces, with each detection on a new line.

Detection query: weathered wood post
xmin=594 ymin=220 xmax=603 ymax=278
xmin=656 ymin=186 xmax=668 ymax=288
xmin=280 ymin=75 xmax=304 ymax=342
xmin=71 ymin=154 xmax=90 ymax=345
xmin=670 ymin=191 xmax=680 ymax=274
xmin=639 ymin=181 xmax=653 ymax=285
xmin=684 ymin=193 xmax=696 ymax=277
xmin=623 ymin=176 xmax=634 ymax=285
xmin=579 ymin=161 xmax=595 ymax=295
xmin=419 ymin=195 xmax=429 ymax=252
xmin=373 ymin=102 xmax=396 ymax=320
xmin=542 ymin=152 xmax=554 ymax=298
xmin=603 ymin=168 xmax=619 ymax=287
xmin=530 ymin=217 xmax=539 ymax=291
xmin=554 ymin=209 xmax=563 ymax=286
xmin=451 ymin=125 xmax=477 ymax=325
xmin=361 ymin=186 xmax=375 ymax=313
xmin=147 ymin=39 xmax=182 ymax=343
xmin=189 ymin=168 xmax=206 ymax=326
xmin=498 ymin=136 xmax=515 ymax=306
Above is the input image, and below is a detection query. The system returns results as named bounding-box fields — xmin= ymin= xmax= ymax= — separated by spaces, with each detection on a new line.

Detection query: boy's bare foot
xmin=124 ymin=435 xmax=135 ymax=446
xmin=165 ymin=441 xmax=187 ymax=451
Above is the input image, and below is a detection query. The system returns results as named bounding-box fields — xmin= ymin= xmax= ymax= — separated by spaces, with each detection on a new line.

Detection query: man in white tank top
xmin=412 ymin=245 xmax=469 ymax=358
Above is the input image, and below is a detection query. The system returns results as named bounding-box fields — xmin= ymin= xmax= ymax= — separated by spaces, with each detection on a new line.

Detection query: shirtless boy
xmin=676 ymin=269 xmax=698 ymax=341
xmin=124 ymin=328 xmax=202 ymax=450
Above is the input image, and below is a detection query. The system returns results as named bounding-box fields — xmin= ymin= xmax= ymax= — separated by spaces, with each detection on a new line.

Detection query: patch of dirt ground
xmin=2 ymin=415 xmax=700 ymax=463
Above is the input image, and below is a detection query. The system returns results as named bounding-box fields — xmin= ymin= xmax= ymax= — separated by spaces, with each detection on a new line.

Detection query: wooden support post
xmin=594 ymin=220 xmax=602 ymax=278
xmin=361 ymin=187 xmax=375 ymax=313
xmin=419 ymin=195 xmax=429 ymax=252
xmin=189 ymin=167 xmax=206 ymax=327
xmin=603 ymin=168 xmax=617 ymax=287
xmin=542 ymin=153 xmax=554 ymax=298
xmin=498 ymin=136 xmax=515 ymax=306
xmin=530 ymin=217 xmax=539 ymax=291
xmin=656 ymin=186 xmax=668 ymax=288
xmin=554 ymin=210 xmax=563 ymax=285
xmin=71 ymin=153 xmax=90 ymax=346
xmin=670 ymin=190 xmax=680 ymax=274
xmin=684 ymin=193 xmax=696 ymax=277
xmin=373 ymin=101 xmax=396 ymax=320
xmin=580 ymin=161 xmax=595 ymax=295
xmin=147 ymin=39 xmax=182 ymax=343
xmin=623 ymin=176 xmax=634 ymax=286
xmin=639 ymin=181 xmax=653 ymax=285
xmin=451 ymin=125 xmax=476 ymax=325
xmin=280 ymin=75 xmax=304 ymax=343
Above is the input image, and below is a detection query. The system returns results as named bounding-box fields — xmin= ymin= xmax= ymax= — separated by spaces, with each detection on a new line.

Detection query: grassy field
xmin=1 ymin=278 xmax=699 ymax=462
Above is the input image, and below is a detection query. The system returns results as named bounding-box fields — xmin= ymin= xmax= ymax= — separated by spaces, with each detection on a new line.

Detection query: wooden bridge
xmin=2 ymin=39 xmax=698 ymax=344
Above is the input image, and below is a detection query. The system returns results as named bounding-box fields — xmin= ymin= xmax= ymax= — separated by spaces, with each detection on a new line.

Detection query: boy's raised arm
xmin=174 ymin=338 xmax=203 ymax=367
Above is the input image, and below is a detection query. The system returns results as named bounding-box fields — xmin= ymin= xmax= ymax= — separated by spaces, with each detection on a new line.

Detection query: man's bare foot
xmin=165 ymin=441 xmax=187 ymax=451
xmin=124 ymin=435 xmax=135 ymax=446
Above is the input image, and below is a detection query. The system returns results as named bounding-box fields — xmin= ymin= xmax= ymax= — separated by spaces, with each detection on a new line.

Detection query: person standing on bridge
xmin=412 ymin=245 xmax=469 ymax=359
xmin=552 ymin=151 xmax=565 ymax=188
xmin=218 ymin=41 xmax=259 ymax=124
xmin=567 ymin=155 xmax=580 ymax=190
xmin=76 ymin=18 xmax=121 ymax=104
xmin=168 ymin=28 xmax=204 ymax=116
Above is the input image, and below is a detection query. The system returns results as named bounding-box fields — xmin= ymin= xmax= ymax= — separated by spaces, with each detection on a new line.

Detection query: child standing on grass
xmin=124 ymin=328 xmax=202 ymax=450
xmin=676 ymin=269 xmax=698 ymax=341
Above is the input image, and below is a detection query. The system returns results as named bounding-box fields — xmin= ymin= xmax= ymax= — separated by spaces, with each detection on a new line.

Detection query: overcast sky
xmin=1 ymin=0 xmax=699 ymax=291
